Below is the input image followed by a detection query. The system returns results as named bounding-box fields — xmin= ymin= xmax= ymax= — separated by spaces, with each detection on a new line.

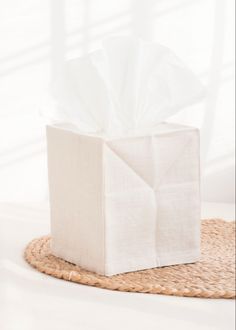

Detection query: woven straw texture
xmin=24 ymin=219 xmax=235 ymax=299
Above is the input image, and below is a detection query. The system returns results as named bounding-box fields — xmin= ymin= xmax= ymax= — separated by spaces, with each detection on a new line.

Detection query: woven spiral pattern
xmin=24 ymin=219 xmax=235 ymax=299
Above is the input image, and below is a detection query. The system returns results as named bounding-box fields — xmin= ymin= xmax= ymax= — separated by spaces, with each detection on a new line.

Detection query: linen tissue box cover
xmin=46 ymin=36 xmax=204 ymax=276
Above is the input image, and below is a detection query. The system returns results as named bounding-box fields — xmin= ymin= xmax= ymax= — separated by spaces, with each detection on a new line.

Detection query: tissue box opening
xmin=47 ymin=122 xmax=201 ymax=276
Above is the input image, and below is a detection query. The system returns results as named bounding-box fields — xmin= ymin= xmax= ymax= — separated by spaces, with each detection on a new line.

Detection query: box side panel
xmin=46 ymin=126 xmax=104 ymax=274
xmin=104 ymin=127 xmax=200 ymax=275
xmin=153 ymin=128 xmax=201 ymax=266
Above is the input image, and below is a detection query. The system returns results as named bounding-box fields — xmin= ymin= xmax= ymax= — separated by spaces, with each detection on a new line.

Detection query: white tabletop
xmin=1 ymin=202 xmax=235 ymax=330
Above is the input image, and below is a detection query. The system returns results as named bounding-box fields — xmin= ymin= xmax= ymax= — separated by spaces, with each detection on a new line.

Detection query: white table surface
xmin=0 ymin=202 xmax=235 ymax=330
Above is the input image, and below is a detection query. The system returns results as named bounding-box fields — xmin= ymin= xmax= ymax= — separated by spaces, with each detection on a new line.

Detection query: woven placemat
xmin=24 ymin=219 xmax=235 ymax=299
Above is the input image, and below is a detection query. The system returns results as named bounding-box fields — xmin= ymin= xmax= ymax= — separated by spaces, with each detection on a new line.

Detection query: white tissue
xmin=51 ymin=36 xmax=204 ymax=136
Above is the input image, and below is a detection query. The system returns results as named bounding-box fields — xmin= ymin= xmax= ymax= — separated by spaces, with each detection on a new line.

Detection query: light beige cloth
xmin=47 ymin=123 xmax=200 ymax=276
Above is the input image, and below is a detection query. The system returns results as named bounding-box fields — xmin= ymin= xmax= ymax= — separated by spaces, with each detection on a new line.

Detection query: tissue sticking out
xmin=51 ymin=36 xmax=204 ymax=137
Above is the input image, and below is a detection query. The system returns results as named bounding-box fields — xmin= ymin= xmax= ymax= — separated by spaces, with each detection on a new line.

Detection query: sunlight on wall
xmin=0 ymin=0 xmax=234 ymax=203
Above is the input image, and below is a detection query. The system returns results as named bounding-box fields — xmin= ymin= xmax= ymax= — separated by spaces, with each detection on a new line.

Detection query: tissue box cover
xmin=47 ymin=123 xmax=200 ymax=276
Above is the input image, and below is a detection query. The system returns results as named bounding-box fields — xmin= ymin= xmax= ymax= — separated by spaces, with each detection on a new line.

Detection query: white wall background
xmin=0 ymin=0 xmax=235 ymax=204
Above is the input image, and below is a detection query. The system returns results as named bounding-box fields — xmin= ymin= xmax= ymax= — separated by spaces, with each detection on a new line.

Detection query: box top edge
xmin=47 ymin=122 xmax=199 ymax=141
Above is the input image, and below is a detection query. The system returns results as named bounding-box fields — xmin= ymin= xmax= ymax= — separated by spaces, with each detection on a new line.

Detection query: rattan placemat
xmin=24 ymin=219 xmax=235 ymax=299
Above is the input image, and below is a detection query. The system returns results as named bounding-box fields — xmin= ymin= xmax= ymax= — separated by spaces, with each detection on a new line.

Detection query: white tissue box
xmin=47 ymin=122 xmax=200 ymax=276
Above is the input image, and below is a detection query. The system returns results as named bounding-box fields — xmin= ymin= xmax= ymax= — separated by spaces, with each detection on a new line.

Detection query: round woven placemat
xmin=24 ymin=219 xmax=235 ymax=299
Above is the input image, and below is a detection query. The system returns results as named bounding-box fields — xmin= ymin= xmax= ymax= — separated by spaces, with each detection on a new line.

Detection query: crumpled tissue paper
xmin=51 ymin=36 xmax=204 ymax=135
